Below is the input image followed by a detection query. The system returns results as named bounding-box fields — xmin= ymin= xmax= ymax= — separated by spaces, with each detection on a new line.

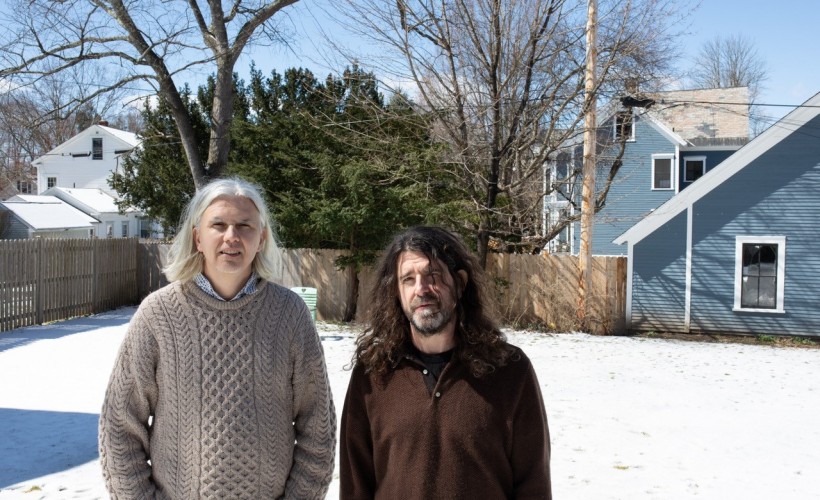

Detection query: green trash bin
xmin=291 ymin=286 xmax=317 ymax=322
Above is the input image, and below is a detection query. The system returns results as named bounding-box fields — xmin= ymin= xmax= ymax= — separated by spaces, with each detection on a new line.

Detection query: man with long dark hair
xmin=340 ymin=226 xmax=551 ymax=499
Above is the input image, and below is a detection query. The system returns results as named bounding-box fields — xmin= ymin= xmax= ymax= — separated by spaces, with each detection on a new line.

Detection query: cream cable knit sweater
xmin=99 ymin=280 xmax=336 ymax=499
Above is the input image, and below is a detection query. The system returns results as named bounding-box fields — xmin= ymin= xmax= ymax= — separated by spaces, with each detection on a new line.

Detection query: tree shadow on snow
xmin=0 ymin=307 xmax=135 ymax=353
xmin=0 ymin=408 xmax=100 ymax=487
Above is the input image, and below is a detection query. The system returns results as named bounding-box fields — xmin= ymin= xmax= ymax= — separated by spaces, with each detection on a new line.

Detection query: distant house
xmin=545 ymin=87 xmax=750 ymax=255
xmin=25 ymin=122 xmax=163 ymax=238
xmin=0 ymin=196 xmax=97 ymax=239
xmin=43 ymin=187 xmax=147 ymax=238
xmin=614 ymin=91 xmax=820 ymax=337
xmin=32 ymin=122 xmax=139 ymax=195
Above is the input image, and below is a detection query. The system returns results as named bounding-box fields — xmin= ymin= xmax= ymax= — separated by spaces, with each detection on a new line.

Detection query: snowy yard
xmin=1 ymin=307 xmax=819 ymax=499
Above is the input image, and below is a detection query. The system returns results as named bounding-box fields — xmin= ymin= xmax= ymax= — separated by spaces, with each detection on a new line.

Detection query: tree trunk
xmin=343 ymin=265 xmax=359 ymax=322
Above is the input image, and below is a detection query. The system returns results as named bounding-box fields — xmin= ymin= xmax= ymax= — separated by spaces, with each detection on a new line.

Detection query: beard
xmin=407 ymin=295 xmax=455 ymax=336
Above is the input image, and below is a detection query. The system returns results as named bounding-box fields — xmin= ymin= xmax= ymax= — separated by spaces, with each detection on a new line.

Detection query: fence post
xmin=92 ymin=238 xmax=99 ymax=313
xmin=35 ymin=237 xmax=44 ymax=324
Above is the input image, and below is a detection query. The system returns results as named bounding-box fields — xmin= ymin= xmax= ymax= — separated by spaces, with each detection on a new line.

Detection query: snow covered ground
xmin=1 ymin=307 xmax=819 ymax=499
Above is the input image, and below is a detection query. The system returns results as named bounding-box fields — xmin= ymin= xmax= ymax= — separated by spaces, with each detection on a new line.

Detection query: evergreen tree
xmin=110 ymin=86 xmax=207 ymax=235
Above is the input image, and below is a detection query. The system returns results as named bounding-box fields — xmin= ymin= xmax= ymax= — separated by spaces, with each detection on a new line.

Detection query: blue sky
xmin=241 ymin=0 xmax=819 ymax=121
xmin=678 ymin=0 xmax=820 ymax=120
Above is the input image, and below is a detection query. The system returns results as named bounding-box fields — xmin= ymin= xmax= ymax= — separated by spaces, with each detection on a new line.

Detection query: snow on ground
xmin=1 ymin=307 xmax=819 ymax=499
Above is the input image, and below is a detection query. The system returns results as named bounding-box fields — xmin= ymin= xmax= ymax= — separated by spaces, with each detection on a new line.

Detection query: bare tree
xmin=0 ymin=66 xmax=141 ymax=198
xmin=0 ymin=0 xmax=299 ymax=189
xmin=689 ymin=34 xmax=769 ymax=135
xmin=328 ymin=0 xmax=690 ymax=266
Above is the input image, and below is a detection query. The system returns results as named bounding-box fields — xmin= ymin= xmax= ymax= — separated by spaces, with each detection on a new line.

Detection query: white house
xmin=43 ymin=187 xmax=147 ymax=238
xmin=32 ymin=122 xmax=139 ymax=195
xmin=0 ymin=195 xmax=97 ymax=239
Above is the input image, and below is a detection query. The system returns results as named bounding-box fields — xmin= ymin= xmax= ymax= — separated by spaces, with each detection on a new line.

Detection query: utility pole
xmin=578 ymin=0 xmax=597 ymax=331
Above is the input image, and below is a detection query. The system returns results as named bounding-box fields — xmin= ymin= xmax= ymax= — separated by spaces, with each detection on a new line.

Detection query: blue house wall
xmin=629 ymin=113 xmax=820 ymax=336
xmin=581 ymin=115 xmax=679 ymax=256
xmin=678 ymin=150 xmax=734 ymax=191
xmin=630 ymin=211 xmax=687 ymax=331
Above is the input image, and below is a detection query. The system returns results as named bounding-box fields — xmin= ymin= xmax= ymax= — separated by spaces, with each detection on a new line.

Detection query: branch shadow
xmin=0 ymin=408 xmax=100 ymax=488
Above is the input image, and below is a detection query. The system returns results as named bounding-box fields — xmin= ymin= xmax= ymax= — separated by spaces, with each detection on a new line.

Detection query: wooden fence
xmin=3 ymin=239 xmax=627 ymax=334
xmin=0 ymin=238 xmax=138 ymax=332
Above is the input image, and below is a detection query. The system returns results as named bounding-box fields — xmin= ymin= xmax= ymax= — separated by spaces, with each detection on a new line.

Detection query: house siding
xmin=630 ymin=211 xmax=688 ymax=332
xmin=589 ymin=115 xmax=678 ymax=255
xmin=0 ymin=210 xmax=31 ymax=239
xmin=688 ymin=116 xmax=820 ymax=336
xmin=679 ymin=150 xmax=735 ymax=190
xmin=34 ymin=126 xmax=135 ymax=195
xmin=630 ymin=113 xmax=820 ymax=336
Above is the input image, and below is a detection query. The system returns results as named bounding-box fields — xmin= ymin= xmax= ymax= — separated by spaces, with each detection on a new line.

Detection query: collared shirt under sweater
xmin=99 ymin=279 xmax=336 ymax=499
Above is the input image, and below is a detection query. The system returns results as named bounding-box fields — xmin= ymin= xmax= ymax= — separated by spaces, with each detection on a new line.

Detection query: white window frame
xmin=121 ymin=221 xmax=129 ymax=238
xmin=47 ymin=176 xmax=57 ymax=188
xmin=92 ymin=137 xmax=103 ymax=160
xmin=684 ymin=155 xmax=707 ymax=183
xmin=651 ymin=154 xmax=675 ymax=190
xmin=733 ymin=236 xmax=786 ymax=313
xmin=613 ymin=111 xmax=635 ymax=141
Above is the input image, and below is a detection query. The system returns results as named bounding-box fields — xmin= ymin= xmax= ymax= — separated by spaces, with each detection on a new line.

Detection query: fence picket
xmin=2 ymin=239 xmax=626 ymax=334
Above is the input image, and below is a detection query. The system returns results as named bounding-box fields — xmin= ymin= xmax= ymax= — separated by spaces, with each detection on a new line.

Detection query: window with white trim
xmin=684 ymin=156 xmax=706 ymax=182
xmin=734 ymin=236 xmax=786 ymax=312
xmin=92 ymin=137 xmax=103 ymax=160
xmin=16 ymin=181 xmax=32 ymax=194
xmin=121 ymin=221 xmax=129 ymax=238
xmin=47 ymin=176 xmax=57 ymax=188
xmin=613 ymin=111 xmax=634 ymax=141
xmin=651 ymin=154 xmax=675 ymax=190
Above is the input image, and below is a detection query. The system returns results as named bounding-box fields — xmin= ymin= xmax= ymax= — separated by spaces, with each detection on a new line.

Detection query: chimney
xmin=625 ymin=78 xmax=640 ymax=95
xmin=99 ymin=120 xmax=109 ymax=126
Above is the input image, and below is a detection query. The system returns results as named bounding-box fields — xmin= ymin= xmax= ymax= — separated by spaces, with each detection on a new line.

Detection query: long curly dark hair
xmin=354 ymin=226 xmax=516 ymax=378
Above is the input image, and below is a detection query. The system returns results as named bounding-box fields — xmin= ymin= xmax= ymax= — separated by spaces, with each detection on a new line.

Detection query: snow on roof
xmin=1 ymin=197 xmax=98 ymax=230
xmin=46 ymin=187 xmax=130 ymax=213
xmin=6 ymin=195 xmax=62 ymax=203
xmin=98 ymin=125 xmax=139 ymax=147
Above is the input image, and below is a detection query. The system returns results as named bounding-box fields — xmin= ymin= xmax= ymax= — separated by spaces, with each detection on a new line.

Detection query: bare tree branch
xmin=0 ymin=0 xmax=301 ymax=189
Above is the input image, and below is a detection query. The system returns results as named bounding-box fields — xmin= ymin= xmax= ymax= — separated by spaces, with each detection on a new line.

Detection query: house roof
xmin=0 ymin=196 xmax=99 ymax=230
xmin=98 ymin=125 xmax=139 ymax=147
xmin=43 ymin=187 xmax=135 ymax=214
xmin=606 ymin=87 xmax=750 ymax=147
xmin=31 ymin=123 xmax=140 ymax=165
xmin=614 ymin=91 xmax=820 ymax=246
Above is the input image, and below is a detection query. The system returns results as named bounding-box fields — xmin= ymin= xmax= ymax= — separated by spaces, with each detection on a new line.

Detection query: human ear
xmin=193 ymin=226 xmax=202 ymax=252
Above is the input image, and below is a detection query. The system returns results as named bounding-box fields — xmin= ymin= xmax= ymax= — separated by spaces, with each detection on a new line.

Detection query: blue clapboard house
xmin=545 ymin=87 xmax=749 ymax=256
xmin=614 ymin=91 xmax=820 ymax=336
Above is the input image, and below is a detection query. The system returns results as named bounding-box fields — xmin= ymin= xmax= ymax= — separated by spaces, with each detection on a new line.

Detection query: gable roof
xmin=43 ymin=187 xmax=136 ymax=214
xmin=0 ymin=196 xmax=98 ymax=230
xmin=31 ymin=124 xmax=140 ymax=165
xmin=614 ymin=91 xmax=820 ymax=246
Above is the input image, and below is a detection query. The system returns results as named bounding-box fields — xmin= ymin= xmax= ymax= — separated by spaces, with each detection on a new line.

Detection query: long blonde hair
xmin=163 ymin=177 xmax=283 ymax=283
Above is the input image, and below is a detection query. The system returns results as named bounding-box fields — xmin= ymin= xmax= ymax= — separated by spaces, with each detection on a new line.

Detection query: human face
xmin=397 ymin=250 xmax=465 ymax=337
xmin=194 ymin=195 xmax=265 ymax=294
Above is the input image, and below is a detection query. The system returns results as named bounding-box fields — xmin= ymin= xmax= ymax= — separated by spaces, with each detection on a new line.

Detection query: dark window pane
xmin=92 ymin=137 xmax=103 ymax=160
xmin=654 ymin=158 xmax=672 ymax=188
xmin=686 ymin=160 xmax=704 ymax=181
xmin=740 ymin=243 xmax=779 ymax=309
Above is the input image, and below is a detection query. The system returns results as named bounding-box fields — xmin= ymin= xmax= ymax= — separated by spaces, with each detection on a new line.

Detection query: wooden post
xmin=578 ymin=0 xmax=598 ymax=331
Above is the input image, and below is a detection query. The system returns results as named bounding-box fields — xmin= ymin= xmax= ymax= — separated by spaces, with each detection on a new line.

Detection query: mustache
xmin=410 ymin=294 xmax=439 ymax=309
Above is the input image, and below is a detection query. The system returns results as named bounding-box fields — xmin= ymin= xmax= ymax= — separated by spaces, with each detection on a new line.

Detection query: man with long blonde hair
xmin=99 ymin=177 xmax=335 ymax=499
xmin=340 ymin=226 xmax=551 ymax=499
